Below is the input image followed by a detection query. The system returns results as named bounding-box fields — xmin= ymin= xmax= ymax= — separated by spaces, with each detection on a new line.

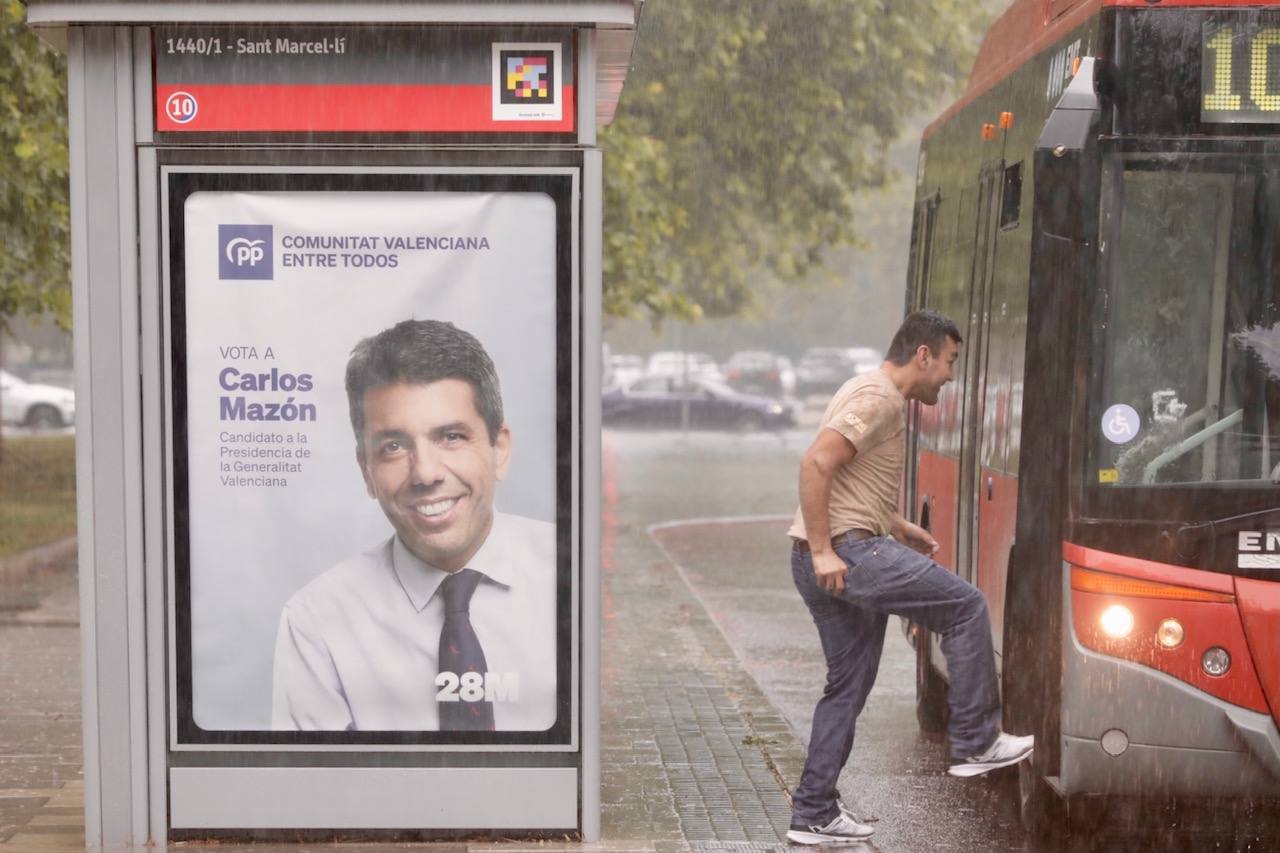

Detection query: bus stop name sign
xmin=154 ymin=26 xmax=574 ymax=134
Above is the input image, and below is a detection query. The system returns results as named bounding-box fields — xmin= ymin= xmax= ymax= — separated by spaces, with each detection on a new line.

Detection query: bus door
xmin=905 ymin=194 xmax=939 ymax=526
xmin=956 ymin=165 xmax=1003 ymax=602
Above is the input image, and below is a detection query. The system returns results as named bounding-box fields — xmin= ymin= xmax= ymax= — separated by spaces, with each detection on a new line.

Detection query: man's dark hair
xmin=884 ymin=310 xmax=963 ymax=366
xmin=345 ymin=319 xmax=504 ymax=444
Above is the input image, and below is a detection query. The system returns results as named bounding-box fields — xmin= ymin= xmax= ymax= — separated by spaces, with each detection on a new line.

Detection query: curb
xmin=0 ymin=536 xmax=77 ymax=585
xmin=645 ymin=515 xmax=810 ymax=799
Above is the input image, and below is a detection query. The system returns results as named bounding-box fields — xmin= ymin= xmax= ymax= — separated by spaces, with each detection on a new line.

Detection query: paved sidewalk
xmin=0 ymin=547 xmax=83 ymax=852
xmin=0 ymin=436 xmax=813 ymax=852
xmin=599 ymin=442 xmax=806 ymax=850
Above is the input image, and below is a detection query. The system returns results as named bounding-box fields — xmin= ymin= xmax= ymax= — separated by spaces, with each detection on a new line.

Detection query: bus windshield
xmin=1090 ymin=154 xmax=1280 ymax=488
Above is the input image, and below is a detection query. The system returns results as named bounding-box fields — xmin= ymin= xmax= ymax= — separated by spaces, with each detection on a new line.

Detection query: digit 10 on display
xmin=1203 ymin=21 xmax=1280 ymax=123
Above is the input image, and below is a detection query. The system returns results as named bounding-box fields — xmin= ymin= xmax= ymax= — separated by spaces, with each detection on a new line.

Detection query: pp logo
xmin=218 ymin=225 xmax=273 ymax=280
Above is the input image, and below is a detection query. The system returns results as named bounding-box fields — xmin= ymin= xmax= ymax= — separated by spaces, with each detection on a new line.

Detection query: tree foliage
xmin=0 ymin=0 xmax=70 ymax=332
xmin=601 ymin=0 xmax=983 ymax=323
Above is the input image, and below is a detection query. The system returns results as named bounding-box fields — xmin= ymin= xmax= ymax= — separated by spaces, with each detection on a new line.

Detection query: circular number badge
xmin=164 ymin=91 xmax=199 ymax=125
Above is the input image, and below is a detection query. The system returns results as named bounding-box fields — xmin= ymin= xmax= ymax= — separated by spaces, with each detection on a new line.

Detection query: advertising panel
xmin=164 ymin=170 xmax=575 ymax=747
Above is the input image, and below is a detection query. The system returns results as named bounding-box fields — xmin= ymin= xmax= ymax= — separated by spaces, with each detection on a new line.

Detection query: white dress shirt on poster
xmin=271 ymin=512 xmax=557 ymax=731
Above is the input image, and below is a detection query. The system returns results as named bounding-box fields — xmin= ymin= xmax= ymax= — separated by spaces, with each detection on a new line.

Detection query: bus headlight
xmin=1156 ymin=618 xmax=1184 ymax=649
xmin=1202 ymin=647 xmax=1231 ymax=677
xmin=1100 ymin=605 xmax=1135 ymax=639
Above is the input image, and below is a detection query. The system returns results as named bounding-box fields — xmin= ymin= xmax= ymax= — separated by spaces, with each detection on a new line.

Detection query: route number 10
xmin=1204 ymin=25 xmax=1280 ymax=114
xmin=164 ymin=91 xmax=199 ymax=125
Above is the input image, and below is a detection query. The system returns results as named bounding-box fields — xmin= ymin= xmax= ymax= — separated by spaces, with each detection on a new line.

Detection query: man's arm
xmin=798 ymin=428 xmax=857 ymax=594
xmin=271 ymin=605 xmax=355 ymax=731
xmin=890 ymin=512 xmax=940 ymax=557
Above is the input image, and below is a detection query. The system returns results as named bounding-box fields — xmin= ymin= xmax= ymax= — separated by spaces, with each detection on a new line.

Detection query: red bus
xmin=904 ymin=0 xmax=1280 ymax=833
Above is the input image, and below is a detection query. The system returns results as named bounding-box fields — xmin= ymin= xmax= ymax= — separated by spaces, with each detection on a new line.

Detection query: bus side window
xmin=908 ymin=194 xmax=940 ymax=310
xmin=1000 ymin=162 xmax=1023 ymax=230
xmin=907 ymin=205 xmax=924 ymax=305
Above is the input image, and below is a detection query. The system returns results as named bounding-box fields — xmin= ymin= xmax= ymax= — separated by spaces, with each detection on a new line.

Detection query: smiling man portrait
xmin=271 ymin=319 xmax=557 ymax=732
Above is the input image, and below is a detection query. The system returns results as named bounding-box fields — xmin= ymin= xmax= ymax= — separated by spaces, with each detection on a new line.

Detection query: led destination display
xmin=1202 ymin=18 xmax=1280 ymax=123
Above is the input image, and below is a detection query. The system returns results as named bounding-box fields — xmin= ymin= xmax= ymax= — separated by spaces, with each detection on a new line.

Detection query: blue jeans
xmin=789 ymin=535 xmax=1001 ymax=825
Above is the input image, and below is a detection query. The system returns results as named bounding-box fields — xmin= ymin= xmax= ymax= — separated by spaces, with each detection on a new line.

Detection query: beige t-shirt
xmin=789 ymin=368 xmax=905 ymax=541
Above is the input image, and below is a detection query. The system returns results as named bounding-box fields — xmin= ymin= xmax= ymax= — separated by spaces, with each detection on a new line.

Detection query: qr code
xmin=500 ymin=51 xmax=555 ymax=104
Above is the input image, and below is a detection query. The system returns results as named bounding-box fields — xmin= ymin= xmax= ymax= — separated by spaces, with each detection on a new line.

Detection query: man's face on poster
xmin=357 ymin=379 xmax=511 ymax=572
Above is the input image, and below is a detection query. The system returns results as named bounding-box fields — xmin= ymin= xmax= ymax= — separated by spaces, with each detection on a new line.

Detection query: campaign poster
xmin=166 ymin=171 xmax=574 ymax=747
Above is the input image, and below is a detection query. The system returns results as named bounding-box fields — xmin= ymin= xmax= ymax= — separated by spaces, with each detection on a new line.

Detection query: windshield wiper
xmin=1174 ymin=506 xmax=1280 ymax=549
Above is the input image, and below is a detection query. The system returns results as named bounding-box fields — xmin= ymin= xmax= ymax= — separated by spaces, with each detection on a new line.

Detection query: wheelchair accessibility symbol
xmin=1102 ymin=404 xmax=1140 ymax=444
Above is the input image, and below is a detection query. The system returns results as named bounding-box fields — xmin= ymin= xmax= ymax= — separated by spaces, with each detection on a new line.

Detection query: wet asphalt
xmin=606 ymin=424 xmax=1278 ymax=853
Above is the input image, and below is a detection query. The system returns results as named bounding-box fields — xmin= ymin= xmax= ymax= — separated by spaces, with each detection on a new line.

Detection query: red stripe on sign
xmin=155 ymin=84 xmax=576 ymax=133
xmin=1107 ymin=0 xmax=1280 ymax=5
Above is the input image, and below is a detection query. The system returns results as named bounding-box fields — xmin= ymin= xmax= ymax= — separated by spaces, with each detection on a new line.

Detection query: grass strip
xmin=0 ymin=435 xmax=76 ymax=560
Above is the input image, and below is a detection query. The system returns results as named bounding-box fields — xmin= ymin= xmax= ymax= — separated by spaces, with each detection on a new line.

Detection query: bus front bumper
xmin=1061 ymin=567 xmax=1280 ymax=798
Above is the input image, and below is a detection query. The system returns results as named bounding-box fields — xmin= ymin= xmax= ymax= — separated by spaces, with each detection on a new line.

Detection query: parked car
xmin=795 ymin=347 xmax=882 ymax=395
xmin=0 ymin=369 xmax=76 ymax=429
xmin=796 ymin=348 xmax=856 ymax=396
xmin=846 ymin=347 xmax=883 ymax=375
xmin=602 ymin=375 xmax=796 ymax=431
xmin=605 ymin=354 xmax=645 ymax=389
xmin=645 ymin=350 xmax=724 ymax=383
xmin=722 ymin=350 xmax=796 ymax=398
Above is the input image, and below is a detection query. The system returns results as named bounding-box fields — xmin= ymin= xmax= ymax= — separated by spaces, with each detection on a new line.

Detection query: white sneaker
xmin=836 ymin=798 xmax=862 ymax=822
xmin=947 ymin=731 xmax=1034 ymax=778
xmin=787 ymin=811 xmax=875 ymax=845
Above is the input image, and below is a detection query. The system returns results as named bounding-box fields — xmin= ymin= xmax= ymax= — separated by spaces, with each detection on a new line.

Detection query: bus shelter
xmin=23 ymin=0 xmax=641 ymax=846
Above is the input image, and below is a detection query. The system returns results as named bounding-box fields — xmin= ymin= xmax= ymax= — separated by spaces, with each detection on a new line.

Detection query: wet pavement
xmin=650 ymin=516 xmax=1027 ymax=852
xmin=0 ymin=424 xmax=1274 ymax=851
xmin=610 ymin=428 xmax=1028 ymax=853
xmin=0 ymin=547 xmax=83 ymax=851
xmin=612 ymin=428 xmax=1279 ymax=853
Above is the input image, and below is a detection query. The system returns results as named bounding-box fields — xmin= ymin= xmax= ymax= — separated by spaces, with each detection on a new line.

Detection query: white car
xmin=0 ymin=369 xmax=76 ymax=429
xmin=847 ymin=347 xmax=883 ymax=376
xmin=606 ymin=354 xmax=646 ymax=389
xmin=645 ymin=351 xmax=724 ymax=383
